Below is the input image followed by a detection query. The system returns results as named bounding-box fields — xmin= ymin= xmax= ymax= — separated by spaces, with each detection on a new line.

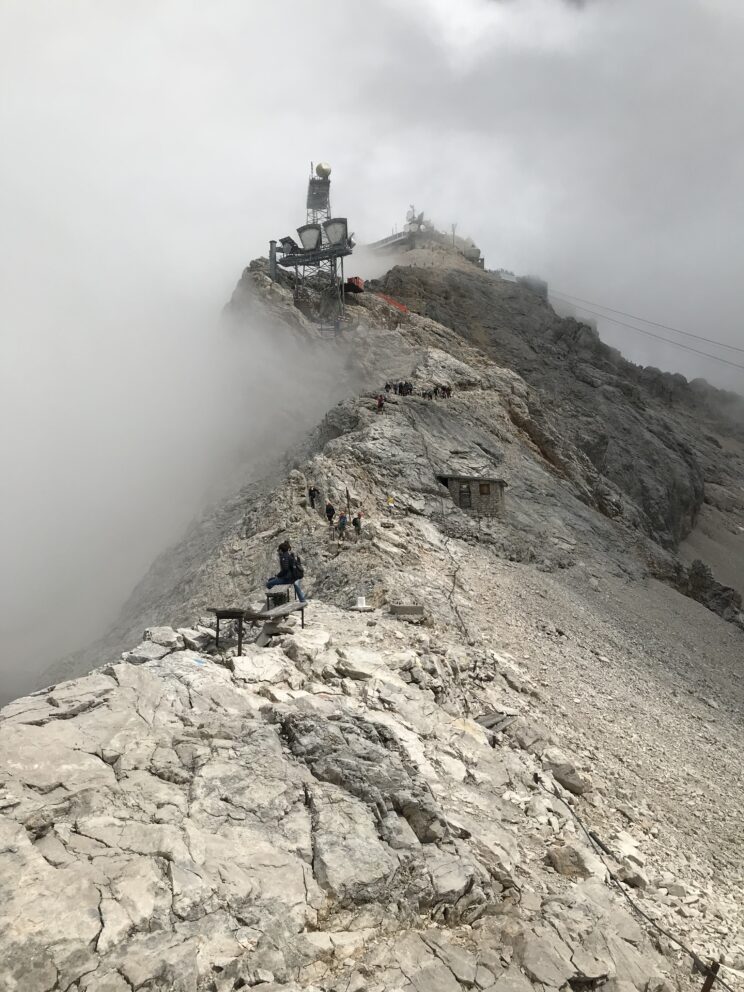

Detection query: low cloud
xmin=0 ymin=276 xmax=348 ymax=704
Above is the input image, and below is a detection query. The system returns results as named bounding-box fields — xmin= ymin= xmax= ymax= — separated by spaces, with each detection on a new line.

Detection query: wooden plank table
xmin=209 ymin=608 xmax=248 ymax=656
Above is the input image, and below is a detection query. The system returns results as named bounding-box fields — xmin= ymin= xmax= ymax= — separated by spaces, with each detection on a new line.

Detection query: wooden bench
xmin=210 ymin=601 xmax=307 ymax=655
xmin=248 ymin=601 xmax=306 ymax=647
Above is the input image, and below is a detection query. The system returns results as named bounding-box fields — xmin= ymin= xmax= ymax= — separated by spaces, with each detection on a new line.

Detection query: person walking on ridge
xmin=308 ymin=484 xmax=320 ymax=510
xmin=325 ymin=501 xmax=335 ymax=530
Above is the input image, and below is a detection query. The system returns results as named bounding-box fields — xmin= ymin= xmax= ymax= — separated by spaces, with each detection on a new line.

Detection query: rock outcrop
xmin=0 ymin=612 xmax=684 ymax=991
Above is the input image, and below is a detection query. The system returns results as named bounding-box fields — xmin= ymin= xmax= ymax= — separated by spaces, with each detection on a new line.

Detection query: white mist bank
xmin=0 ymin=277 xmax=348 ymax=706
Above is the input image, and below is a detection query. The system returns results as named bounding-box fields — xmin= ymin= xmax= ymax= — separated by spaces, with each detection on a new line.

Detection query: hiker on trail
xmin=308 ymin=485 xmax=320 ymax=510
xmin=266 ymin=540 xmax=306 ymax=603
xmin=325 ymin=501 xmax=335 ymax=527
xmin=376 ymin=394 xmax=385 ymax=413
xmin=352 ymin=512 xmax=362 ymax=539
xmin=337 ymin=511 xmax=348 ymax=541
xmin=384 ymin=382 xmax=391 ymax=393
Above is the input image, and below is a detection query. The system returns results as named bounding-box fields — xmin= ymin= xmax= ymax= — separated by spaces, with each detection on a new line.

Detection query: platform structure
xmin=272 ymin=162 xmax=354 ymax=318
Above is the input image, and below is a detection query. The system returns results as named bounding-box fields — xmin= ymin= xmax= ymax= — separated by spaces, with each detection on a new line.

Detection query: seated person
xmin=266 ymin=540 xmax=306 ymax=603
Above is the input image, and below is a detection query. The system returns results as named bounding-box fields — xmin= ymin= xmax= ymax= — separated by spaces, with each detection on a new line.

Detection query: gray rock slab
xmin=492 ymin=967 xmax=535 ymax=992
xmin=144 ymin=626 xmax=185 ymax=650
xmin=515 ymin=929 xmax=575 ymax=987
xmin=176 ymin=626 xmax=214 ymax=651
xmin=121 ymin=640 xmax=171 ymax=664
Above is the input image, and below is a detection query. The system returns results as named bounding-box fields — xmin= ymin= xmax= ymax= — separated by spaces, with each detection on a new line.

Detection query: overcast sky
xmin=2 ymin=0 xmax=744 ymax=700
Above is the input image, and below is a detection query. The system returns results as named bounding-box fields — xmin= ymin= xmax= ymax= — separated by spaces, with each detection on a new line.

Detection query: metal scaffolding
xmin=273 ymin=162 xmax=353 ymax=318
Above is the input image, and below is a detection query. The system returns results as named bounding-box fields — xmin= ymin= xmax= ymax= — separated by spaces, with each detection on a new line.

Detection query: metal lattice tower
xmin=272 ymin=161 xmax=353 ymax=323
xmin=306 ymin=161 xmax=331 ymax=225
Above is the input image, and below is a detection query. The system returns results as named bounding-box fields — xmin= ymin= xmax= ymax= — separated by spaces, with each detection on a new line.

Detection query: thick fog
xmin=2 ymin=0 xmax=744 ymax=703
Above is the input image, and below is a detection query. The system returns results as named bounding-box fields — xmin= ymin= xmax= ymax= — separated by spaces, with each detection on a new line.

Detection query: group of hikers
xmin=383 ymin=381 xmax=453 ymax=399
xmin=375 ymin=381 xmax=453 ymax=412
xmin=421 ymin=385 xmax=452 ymax=400
xmin=387 ymin=380 xmax=415 ymax=396
xmin=308 ymin=485 xmax=363 ymax=540
xmin=264 ymin=484 xmax=365 ymax=607
xmin=324 ymin=500 xmax=363 ymax=542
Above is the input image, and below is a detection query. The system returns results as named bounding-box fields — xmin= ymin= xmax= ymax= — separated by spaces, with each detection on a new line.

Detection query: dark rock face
xmin=282 ymin=713 xmax=447 ymax=843
xmin=376 ymin=265 xmax=743 ymax=549
xmin=651 ymin=556 xmax=744 ymax=628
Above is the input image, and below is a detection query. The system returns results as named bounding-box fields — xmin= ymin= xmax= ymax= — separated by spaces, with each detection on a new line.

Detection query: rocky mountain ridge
xmin=3 ymin=250 xmax=743 ymax=992
xmin=49 ymin=257 xmax=743 ymax=683
xmin=376 ymin=263 xmax=744 ymax=550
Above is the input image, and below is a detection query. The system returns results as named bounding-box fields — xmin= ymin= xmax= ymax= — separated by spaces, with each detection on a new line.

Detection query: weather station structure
xmin=269 ymin=162 xmax=354 ymax=319
xmin=368 ymin=205 xmax=433 ymax=253
xmin=368 ymin=206 xmax=486 ymax=268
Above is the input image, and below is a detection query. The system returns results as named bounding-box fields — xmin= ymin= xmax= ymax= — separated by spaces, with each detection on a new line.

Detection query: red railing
xmin=375 ymin=292 xmax=409 ymax=313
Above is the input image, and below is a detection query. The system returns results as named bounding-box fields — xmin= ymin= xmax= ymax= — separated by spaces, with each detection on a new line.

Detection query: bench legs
xmin=214 ymin=616 xmax=243 ymax=654
xmin=266 ymin=590 xmax=291 ymax=610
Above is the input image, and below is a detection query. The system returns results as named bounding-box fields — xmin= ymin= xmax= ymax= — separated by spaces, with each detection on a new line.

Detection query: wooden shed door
xmin=458 ymin=482 xmax=472 ymax=509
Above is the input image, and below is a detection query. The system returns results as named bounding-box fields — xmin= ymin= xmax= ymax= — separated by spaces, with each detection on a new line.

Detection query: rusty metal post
xmin=701 ymin=961 xmax=720 ymax=992
xmin=269 ymin=240 xmax=277 ymax=281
